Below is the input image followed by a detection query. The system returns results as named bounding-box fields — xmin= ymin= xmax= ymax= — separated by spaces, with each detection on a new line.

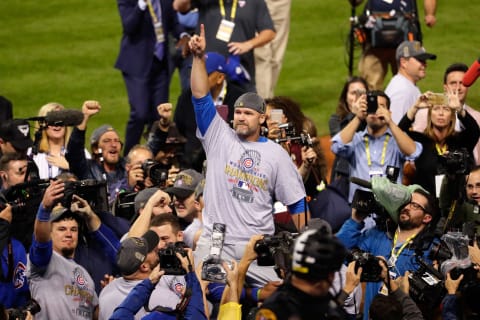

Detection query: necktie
xmin=152 ymin=0 xmax=164 ymax=60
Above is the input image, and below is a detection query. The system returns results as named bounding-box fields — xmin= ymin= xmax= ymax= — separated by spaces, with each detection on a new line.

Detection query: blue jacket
xmin=109 ymin=271 xmax=206 ymax=320
xmin=0 ymin=218 xmax=29 ymax=308
xmin=336 ymin=218 xmax=435 ymax=320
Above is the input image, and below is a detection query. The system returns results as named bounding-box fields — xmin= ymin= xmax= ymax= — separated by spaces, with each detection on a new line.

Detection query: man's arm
xmin=128 ymin=189 xmax=171 ymax=237
xmin=189 ymin=24 xmax=209 ymax=99
xmin=34 ymin=180 xmax=65 ymax=243
xmin=378 ymin=107 xmax=419 ymax=156
xmin=424 ymin=0 xmax=436 ymax=27
xmin=227 ymin=29 xmax=276 ymax=56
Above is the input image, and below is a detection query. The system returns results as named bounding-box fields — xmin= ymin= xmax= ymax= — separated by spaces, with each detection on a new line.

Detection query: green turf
xmin=1 ymin=0 xmax=478 ymax=139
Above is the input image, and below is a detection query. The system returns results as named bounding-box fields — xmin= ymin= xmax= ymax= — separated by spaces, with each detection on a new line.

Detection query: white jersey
xmin=98 ymin=277 xmax=145 ymax=320
xmin=27 ymin=251 xmax=98 ymax=320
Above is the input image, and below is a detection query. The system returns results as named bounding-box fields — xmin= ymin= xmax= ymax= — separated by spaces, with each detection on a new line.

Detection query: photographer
xmin=125 ymin=144 xmax=155 ymax=192
xmin=331 ymin=90 xmax=422 ymax=203
xmin=27 ymin=179 xmax=121 ymax=319
xmin=398 ymin=90 xmax=479 ymax=196
xmin=336 ymin=187 xmax=438 ymax=320
xmin=110 ymin=247 xmax=207 ymax=320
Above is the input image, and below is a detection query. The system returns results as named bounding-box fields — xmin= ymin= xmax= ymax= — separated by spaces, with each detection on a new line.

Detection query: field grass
xmin=0 ymin=0 xmax=479 ymax=140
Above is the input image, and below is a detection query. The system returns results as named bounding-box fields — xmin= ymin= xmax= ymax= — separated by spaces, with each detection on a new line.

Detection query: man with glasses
xmin=336 ymin=187 xmax=439 ymax=320
xmin=66 ymin=101 xmax=128 ymax=206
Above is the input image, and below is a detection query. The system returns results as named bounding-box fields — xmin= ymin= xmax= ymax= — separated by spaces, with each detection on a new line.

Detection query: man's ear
xmin=0 ymin=171 xmax=5 ymax=182
xmin=423 ymin=213 xmax=432 ymax=224
xmin=259 ymin=113 xmax=266 ymax=125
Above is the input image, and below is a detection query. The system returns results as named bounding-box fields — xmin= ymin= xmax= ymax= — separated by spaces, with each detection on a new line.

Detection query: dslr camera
xmin=142 ymin=159 xmax=168 ymax=187
xmin=254 ymin=231 xmax=297 ymax=279
xmin=347 ymin=248 xmax=383 ymax=282
xmin=7 ymin=299 xmax=41 ymax=320
xmin=158 ymin=241 xmax=188 ymax=275
xmin=201 ymin=223 xmax=230 ymax=283
xmin=408 ymin=257 xmax=445 ymax=309
xmin=62 ymin=179 xmax=109 ymax=213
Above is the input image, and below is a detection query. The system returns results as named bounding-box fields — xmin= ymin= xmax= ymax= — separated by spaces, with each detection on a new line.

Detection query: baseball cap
xmin=234 ymin=92 xmax=266 ymax=114
xmin=134 ymin=187 xmax=161 ymax=213
xmin=164 ymin=169 xmax=203 ymax=198
xmin=49 ymin=206 xmax=81 ymax=223
xmin=0 ymin=119 xmax=33 ymax=150
xmin=194 ymin=178 xmax=205 ymax=199
xmin=90 ymin=124 xmax=118 ymax=146
xmin=116 ymin=230 xmax=159 ymax=276
xmin=205 ymin=52 xmax=226 ymax=75
xmin=395 ymin=40 xmax=437 ymax=62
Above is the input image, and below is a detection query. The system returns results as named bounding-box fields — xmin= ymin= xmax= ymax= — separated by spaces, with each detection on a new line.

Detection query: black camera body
xmin=7 ymin=299 xmax=41 ymax=320
xmin=408 ymin=257 xmax=445 ymax=309
xmin=158 ymin=241 xmax=188 ymax=275
xmin=142 ymin=160 xmax=168 ymax=187
xmin=347 ymin=248 xmax=382 ymax=282
xmin=62 ymin=179 xmax=109 ymax=213
xmin=254 ymin=231 xmax=296 ymax=267
xmin=440 ymin=148 xmax=471 ymax=175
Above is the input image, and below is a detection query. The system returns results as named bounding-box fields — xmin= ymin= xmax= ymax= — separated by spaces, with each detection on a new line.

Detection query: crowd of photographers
xmin=1 ymin=44 xmax=480 ymax=320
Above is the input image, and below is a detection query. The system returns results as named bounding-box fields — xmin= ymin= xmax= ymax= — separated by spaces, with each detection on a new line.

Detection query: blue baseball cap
xmin=205 ymin=52 xmax=226 ymax=75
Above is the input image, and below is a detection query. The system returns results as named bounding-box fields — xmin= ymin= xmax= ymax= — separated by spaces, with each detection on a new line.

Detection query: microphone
xmin=463 ymin=57 xmax=480 ymax=87
xmin=349 ymin=176 xmax=372 ymax=189
xmin=26 ymin=109 xmax=84 ymax=126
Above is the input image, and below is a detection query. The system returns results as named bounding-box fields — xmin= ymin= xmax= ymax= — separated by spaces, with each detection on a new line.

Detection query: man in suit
xmin=115 ymin=0 xmax=189 ymax=156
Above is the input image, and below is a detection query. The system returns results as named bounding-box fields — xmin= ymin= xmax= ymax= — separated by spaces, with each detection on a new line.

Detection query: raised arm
xmin=189 ymin=24 xmax=209 ymax=99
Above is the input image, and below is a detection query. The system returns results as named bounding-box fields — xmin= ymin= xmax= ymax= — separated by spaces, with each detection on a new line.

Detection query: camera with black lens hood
xmin=439 ymin=148 xmax=471 ymax=175
xmin=142 ymin=159 xmax=168 ymax=187
xmin=254 ymin=231 xmax=297 ymax=279
xmin=408 ymin=257 xmax=445 ymax=309
xmin=7 ymin=299 xmax=41 ymax=320
xmin=158 ymin=241 xmax=188 ymax=275
xmin=61 ymin=179 xmax=109 ymax=213
xmin=347 ymin=248 xmax=383 ymax=282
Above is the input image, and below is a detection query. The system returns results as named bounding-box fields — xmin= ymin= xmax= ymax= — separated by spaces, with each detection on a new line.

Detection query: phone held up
xmin=366 ymin=92 xmax=378 ymax=114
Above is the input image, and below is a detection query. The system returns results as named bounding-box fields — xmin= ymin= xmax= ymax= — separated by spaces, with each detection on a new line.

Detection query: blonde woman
xmin=29 ymin=102 xmax=90 ymax=179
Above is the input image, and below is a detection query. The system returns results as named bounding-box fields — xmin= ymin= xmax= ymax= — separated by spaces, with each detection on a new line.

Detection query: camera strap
xmin=389 ymin=230 xmax=417 ymax=267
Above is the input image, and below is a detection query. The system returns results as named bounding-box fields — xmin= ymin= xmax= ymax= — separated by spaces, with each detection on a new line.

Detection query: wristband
xmin=256 ymin=288 xmax=262 ymax=302
xmin=36 ymin=204 xmax=51 ymax=222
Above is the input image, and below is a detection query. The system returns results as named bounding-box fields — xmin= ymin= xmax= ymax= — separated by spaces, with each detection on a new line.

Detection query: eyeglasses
xmin=408 ymin=201 xmax=426 ymax=212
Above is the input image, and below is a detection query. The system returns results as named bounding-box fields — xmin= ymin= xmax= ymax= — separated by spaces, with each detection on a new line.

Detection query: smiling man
xmin=188 ymin=25 xmax=306 ymax=286
xmin=385 ymin=41 xmax=437 ymax=125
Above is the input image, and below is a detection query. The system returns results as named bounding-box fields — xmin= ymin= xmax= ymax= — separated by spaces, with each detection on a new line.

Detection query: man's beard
xmin=60 ymin=247 xmax=75 ymax=258
xmin=398 ymin=219 xmax=416 ymax=230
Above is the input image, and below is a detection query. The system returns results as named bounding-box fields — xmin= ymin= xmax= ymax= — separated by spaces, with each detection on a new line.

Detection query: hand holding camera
xmin=41 ymin=179 xmax=65 ymax=210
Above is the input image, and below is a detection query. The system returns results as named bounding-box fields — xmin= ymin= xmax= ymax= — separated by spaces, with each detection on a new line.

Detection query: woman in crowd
xmin=328 ymin=76 xmax=368 ymax=197
xmin=398 ymin=91 xmax=480 ymax=195
xmin=29 ymin=102 xmax=90 ymax=179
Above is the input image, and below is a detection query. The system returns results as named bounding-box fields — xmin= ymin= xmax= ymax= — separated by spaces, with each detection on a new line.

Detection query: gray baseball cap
xmin=234 ymin=92 xmax=266 ymax=114
xmin=116 ymin=230 xmax=159 ymax=275
xmin=396 ymin=41 xmax=436 ymax=61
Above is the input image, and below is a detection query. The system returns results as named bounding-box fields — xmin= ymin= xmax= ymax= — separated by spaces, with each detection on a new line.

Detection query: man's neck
xmin=367 ymin=125 xmax=388 ymax=138
xmin=103 ymin=162 xmax=117 ymax=173
xmin=396 ymin=226 xmax=424 ymax=242
xmin=398 ymin=69 xmax=417 ymax=85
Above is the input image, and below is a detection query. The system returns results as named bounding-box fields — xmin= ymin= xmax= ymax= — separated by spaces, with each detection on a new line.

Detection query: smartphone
xmin=427 ymin=93 xmax=448 ymax=106
xmin=366 ymin=92 xmax=378 ymax=114
xmin=270 ymin=109 xmax=283 ymax=123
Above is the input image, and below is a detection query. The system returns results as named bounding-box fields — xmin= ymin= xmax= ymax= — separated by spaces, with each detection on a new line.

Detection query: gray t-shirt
xmin=199 ymin=114 xmax=305 ymax=243
xmin=98 ymin=277 xmax=145 ymax=320
xmin=183 ymin=218 xmax=203 ymax=248
xmin=27 ymin=251 xmax=98 ymax=320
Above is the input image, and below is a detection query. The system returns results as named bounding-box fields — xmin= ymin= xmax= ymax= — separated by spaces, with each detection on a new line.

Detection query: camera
xmin=7 ymin=299 xmax=41 ymax=320
xmin=427 ymin=93 xmax=448 ymax=106
xmin=254 ymin=231 xmax=297 ymax=279
xmin=112 ymin=191 xmax=138 ymax=222
xmin=141 ymin=159 xmax=168 ymax=187
xmin=158 ymin=241 xmax=188 ymax=275
xmin=408 ymin=257 xmax=445 ymax=309
xmin=347 ymin=248 xmax=383 ymax=282
xmin=439 ymin=148 xmax=471 ymax=175
xmin=367 ymin=91 xmax=378 ymax=114
xmin=201 ymin=223 xmax=229 ymax=283
xmin=62 ymin=179 xmax=109 ymax=214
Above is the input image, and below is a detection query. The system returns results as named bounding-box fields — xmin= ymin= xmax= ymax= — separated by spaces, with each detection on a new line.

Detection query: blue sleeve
xmin=335 ymin=218 xmax=365 ymax=250
xmin=441 ymin=294 xmax=459 ymax=320
xmin=109 ymin=278 xmax=155 ymax=320
xmin=90 ymin=223 xmax=121 ymax=265
xmin=183 ymin=272 xmax=207 ymax=320
xmin=192 ymin=94 xmax=217 ymax=136
xmin=29 ymin=238 xmax=53 ymax=270
xmin=65 ymin=127 xmax=89 ymax=180
xmin=287 ymin=198 xmax=307 ymax=214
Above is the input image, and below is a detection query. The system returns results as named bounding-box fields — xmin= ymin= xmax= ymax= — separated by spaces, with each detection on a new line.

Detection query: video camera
xmin=346 ymin=248 xmax=383 ymax=282
xmin=7 ymin=299 xmax=41 ymax=320
xmin=158 ymin=241 xmax=188 ymax=275
xmin=439 ymin=148 xmax=471 ymax=175
xmin=408 ymin=256 xmax=445 ymax=309
xmin=62 ymin=179 xmax=109 ymax=214
xmin=274 ymin=132 xmax=314 ymax=149
xmin=0 ymin=179 xmax=50 ymax=214
xmin=141 ymin=159 xmax=168 ymax=187
xmin=254 ymin=231 xmax=298 ymax=279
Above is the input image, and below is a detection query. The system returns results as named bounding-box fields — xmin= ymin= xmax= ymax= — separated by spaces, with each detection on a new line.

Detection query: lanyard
xmin=364 ymin=135 xmax=390 ymax=167
xmin=390 ymin=230 xmax=417 ymax=263
xmin=435 ymin=143 xmax=448 ymax=155
xmin=219 ymin=0 xmax=238 ymax=20
xmin=146 ymin=0 xmax=160 ymax=24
